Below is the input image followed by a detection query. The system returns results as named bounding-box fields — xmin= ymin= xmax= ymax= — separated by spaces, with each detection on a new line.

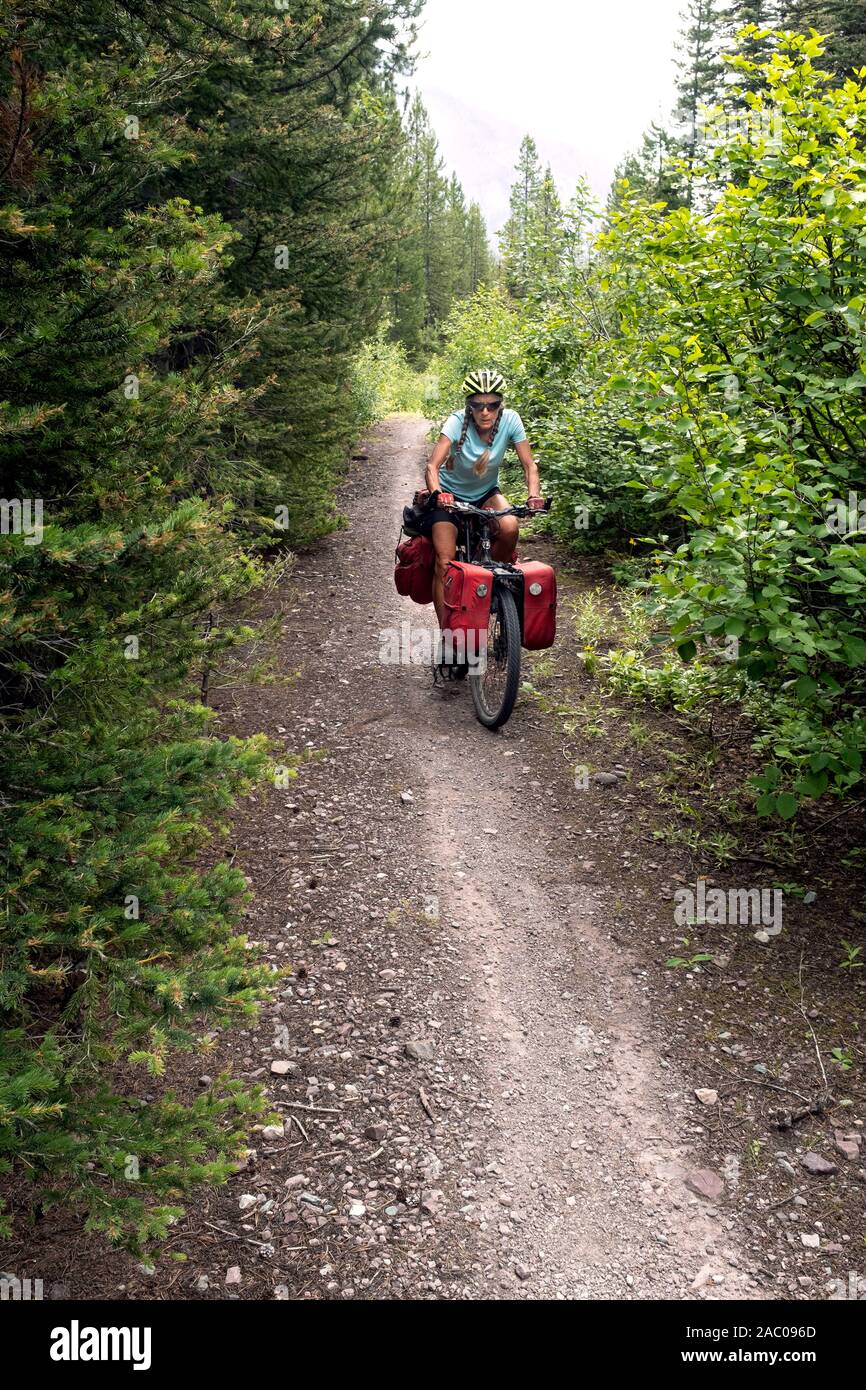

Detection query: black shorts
xmin=417 ymin=485 xmax=503 ymax=536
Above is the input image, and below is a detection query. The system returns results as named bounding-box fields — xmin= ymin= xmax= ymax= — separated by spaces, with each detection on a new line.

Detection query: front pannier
xmin=394 ymin=534 xmax=435 ymax=606
xmin=517 ymin=560 xmax=556 ymax=650
xmin=442 ymin=561 xmax=492 ymax=663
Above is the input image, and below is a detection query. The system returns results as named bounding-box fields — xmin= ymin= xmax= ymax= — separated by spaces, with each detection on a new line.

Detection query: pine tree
xmin=528 ymin=165 xmax=565 ymax=280
xmin=409 ymin=96 xmax=449 ymax=331
xmin=500 ymin=134 xmax=544 ymax=298
xmin=675 ymin=1 xmax=726 ymax=201
xmin=782 ymin=2 xmax=866 ymax=76
xmin=385 ymin=94 xmax=492 ymax=358
xmin=404 ymin=95 xmax=443 ymax=331
xmin=445 ymin=173 xmax=470 ymax=303
xmin=720 ymin=0 xmax=786 ymax=99
xmin=162 ymin=3 xmax=421 ymax=543
xmin=388 ymin=126 xmax=427 ymax=353
xmin=466 ymin=201 xmax=493 ymax=293
xmin=607 ymin=123 xmax=691 ymax=215
xmin=537 ymin=166 xmax=563 ymax=244
xmin=0 ymin=0 xmax=423 ymax=1253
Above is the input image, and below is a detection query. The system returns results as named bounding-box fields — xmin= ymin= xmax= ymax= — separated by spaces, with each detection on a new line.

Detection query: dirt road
xmin=15 ymin=414 xmax=779 ymax=1301
xmin=205 ymin=413 xmax=759 ymax=1300
xmin=9 ymin=413 xmax=863 ymax=1304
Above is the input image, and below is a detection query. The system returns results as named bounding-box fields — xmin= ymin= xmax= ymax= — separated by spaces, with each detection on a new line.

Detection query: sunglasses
xmin=469 ymin=399 xmax=502 ymax=413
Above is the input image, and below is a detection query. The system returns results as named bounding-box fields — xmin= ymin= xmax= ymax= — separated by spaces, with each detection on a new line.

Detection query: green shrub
xmin=604 ymin=35 xmax=866 ymax=811
xmin=351 ymin=324 xmax=428 ymax=417
xmin=439 ymin=33 xmax=866 ymax=816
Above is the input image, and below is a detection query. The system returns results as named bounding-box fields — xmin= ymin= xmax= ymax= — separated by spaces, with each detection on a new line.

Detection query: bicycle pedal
xmin=432 ymin=659 xmax=461 ymax=685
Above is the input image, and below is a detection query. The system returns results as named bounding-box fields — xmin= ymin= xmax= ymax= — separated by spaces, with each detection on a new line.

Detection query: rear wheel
xmin=469 ymin=585 xmax=521 ymax=730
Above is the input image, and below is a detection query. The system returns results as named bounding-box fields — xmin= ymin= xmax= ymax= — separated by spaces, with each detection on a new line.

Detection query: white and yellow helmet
xmin=462 ymin=368 xmax=506 ymax=398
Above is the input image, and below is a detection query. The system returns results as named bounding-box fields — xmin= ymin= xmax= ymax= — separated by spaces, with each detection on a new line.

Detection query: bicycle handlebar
xmin=443 ymin=497 xmax=553 ymax=521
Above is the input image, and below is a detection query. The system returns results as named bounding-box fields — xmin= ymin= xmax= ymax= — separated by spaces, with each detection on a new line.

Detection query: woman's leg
xmin=431 ymin=518 xmax=458 ymax=628
xmin=481 ymin=491 xmax=519 ymax=561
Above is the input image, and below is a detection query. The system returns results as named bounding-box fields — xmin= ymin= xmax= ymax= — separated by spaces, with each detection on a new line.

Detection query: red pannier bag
xmin=442 ymin=560 xmax=492 ymax=662
xmin=518 ymin=560 xmax=557 ymax=649
xmin=394 ymin=534 xmax=434 ymax=605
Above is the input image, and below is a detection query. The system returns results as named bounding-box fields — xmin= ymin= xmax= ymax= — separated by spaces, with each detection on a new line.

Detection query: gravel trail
xmin=1 ymin=414 xmax=847 ymax=1302
xmin=248 ymin=412 xmax=757 ymax=1300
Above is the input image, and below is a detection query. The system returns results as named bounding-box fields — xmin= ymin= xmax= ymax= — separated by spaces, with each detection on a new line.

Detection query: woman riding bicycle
xmin=418 ymin=369 xmax=545 ymax=629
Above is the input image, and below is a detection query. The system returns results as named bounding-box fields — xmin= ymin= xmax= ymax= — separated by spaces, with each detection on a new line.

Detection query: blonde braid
xmin=472 ymin=403 xmax=503 ymax=475
xmin=445 ymin=404 xmax=472 ymax=472
xmin=446 ymin=399 xmax=505 ymax=478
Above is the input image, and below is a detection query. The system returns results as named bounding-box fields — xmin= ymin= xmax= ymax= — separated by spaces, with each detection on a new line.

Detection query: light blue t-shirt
xmin=439 ymin=407 xmax=527 ymax=501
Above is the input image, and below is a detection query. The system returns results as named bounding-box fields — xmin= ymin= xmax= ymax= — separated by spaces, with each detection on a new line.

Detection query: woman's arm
xmin=515 ymin=439 xmax=542 ymax=500
xmin=425 ymin=434 xmax=454 ymax=493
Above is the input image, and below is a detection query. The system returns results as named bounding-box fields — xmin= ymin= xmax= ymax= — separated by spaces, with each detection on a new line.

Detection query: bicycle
xmin=437 ymin=496 xmax=552 ymax=731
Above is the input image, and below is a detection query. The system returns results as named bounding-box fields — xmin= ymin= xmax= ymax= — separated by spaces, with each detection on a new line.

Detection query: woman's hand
xmin=437 ymin=490 xmax=455 ymax=507
xmin=527 ymin=494 xmax=545 ymax=512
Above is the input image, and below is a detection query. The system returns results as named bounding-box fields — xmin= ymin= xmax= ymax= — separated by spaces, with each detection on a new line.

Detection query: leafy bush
xmin=441 ymin=33 xmax=866 ymax=816
xmin=423 ymin=285 xmax=522 ymax=428
xmin=351 ymin=324 xmax=428 ymax=417
xmin=602 ymin=35 xmax=866 ymax=811
xmin=607 ymin=646 xmax=740 ymax=713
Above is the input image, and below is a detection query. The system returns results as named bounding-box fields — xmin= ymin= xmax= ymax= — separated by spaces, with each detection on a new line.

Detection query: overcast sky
xmin=408 ymin=0 xmax=685 ymax=241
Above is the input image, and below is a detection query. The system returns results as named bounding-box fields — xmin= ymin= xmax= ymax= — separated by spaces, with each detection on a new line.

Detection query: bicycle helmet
xmin=461 ymin=368 xmax=506 ymax=398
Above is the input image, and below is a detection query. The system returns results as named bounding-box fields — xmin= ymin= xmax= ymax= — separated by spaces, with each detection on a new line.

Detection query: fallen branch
xmin=768 ymin=1097 xmax=828 ymax=1131
xmin=713 ymin=1066 xmax=815 ymax=1106
xmin=271 ymin=1100 xmax=342 ymax=1114
xmin=289 ymin=1112 xmax=309 ymax=1143
xmin=203 ymin=1220 xmax=270 ymax=1249
xmin=795 ymin=950 xmax=830 ymax=1100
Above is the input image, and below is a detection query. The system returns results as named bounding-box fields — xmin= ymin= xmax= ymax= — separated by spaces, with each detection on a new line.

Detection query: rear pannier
xmin=394 ymin=534 xmax=435 ymax=606
xmin=517 ymin=560 xmax=556 ymax=650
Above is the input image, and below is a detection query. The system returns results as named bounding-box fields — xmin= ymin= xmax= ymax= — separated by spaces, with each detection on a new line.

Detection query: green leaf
xmin=795 ymin=771 xmax=828 ymax=798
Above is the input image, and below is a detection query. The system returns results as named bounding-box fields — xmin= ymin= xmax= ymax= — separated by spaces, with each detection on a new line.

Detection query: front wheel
xmin=469 ymin=585 xmax=521 ymax=730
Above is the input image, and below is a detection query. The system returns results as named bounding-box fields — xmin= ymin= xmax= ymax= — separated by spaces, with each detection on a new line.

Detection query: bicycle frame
xmin=449 ymin=501 xmax=528 ymax=621
xmin=431 ymin=497 xmax=551 ymax=727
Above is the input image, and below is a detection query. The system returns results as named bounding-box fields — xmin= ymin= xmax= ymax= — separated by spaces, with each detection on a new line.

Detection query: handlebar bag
xmin=442 ymin=560 xmax=492 ymax=660
xmin=394 ymin=533 xmax=435 ymax=605
xmin=401 ymin=489 xmax=439 ymax=538
xmin=517 ymin=560 xmax=557 ymax=649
